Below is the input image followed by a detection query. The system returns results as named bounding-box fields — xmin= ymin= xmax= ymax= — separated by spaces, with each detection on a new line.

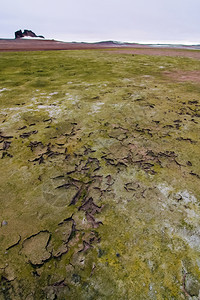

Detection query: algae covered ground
xmin=0 ymin=49 xmax=200 ymax=299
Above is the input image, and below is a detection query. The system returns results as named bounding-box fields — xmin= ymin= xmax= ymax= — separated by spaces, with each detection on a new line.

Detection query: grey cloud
xmin=0 ymin=0 xmax=200 ymax=43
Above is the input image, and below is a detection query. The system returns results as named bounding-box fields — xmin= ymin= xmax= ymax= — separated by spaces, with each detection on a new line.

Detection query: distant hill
xmin=95 ymin=40 xmax=200 ymax=50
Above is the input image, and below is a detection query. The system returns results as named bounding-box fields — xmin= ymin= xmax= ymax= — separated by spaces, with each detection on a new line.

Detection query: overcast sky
xmin=1 ymin=0 xmax=200 ymax=44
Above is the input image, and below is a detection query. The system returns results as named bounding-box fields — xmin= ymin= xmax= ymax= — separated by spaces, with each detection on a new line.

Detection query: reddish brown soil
xmin=0 ymin=39 xmax=143 ymax=52
xmin=0 ymin=39 xmax=199 ymax=61
xmin=107 ymin=48 xmax=200 ymax=60
xmin=163 ymin=70 xmax=200 ymax=84
xmin=0 ymin=39 xmax=107 ymax=51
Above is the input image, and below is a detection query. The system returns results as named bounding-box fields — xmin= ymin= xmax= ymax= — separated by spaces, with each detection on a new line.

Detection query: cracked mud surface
xmin=0 ymin=49 xmax=200 ymax=299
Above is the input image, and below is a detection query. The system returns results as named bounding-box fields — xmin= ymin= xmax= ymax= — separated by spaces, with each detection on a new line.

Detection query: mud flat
xmin=0 ymin=49 xmax=200 ymax=299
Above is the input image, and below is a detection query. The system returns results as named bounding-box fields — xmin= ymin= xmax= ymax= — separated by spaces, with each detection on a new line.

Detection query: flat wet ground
xmin=107 ymin=48 xmax=200 ymax=60
xmin=0 ymin=49 xmax=199 ymax=299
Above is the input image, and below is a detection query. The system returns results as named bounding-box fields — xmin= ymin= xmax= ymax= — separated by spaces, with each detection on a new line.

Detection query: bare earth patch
xmin=163 ymin=70 xmax=200 ymax=83
xmin=108 ymin=48 xmax=200 ymax=60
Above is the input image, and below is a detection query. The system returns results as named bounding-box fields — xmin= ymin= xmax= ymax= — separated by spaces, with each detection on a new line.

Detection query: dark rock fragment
xmin=72 ymin=274 xmax=81 ymax=284
xmin=2 ymin=141 xmax=11 ymax=150
xmin=98 ymin=248 xmax=105 ymax=258
xmin=1 ymin=220 xmax=8 ymax=226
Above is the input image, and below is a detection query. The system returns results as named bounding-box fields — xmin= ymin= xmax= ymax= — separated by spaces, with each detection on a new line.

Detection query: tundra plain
xmin=0 ymin=49 xmax=200 ymax=299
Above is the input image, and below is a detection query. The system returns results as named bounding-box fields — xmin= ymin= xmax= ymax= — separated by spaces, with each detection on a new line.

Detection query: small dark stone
xmin=174 ymin=194 xmax=182 ymax=202
xmin=98 ymin=248 xmax=105 ymax=258
xmin=72 ymin=274 xmax=81 ymax=284
xmin=1 ymin=220 xmax=7 ymax=226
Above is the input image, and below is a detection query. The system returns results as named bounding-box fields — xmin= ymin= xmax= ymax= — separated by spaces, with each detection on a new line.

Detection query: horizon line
xmin=1 ymin=35 xmax=199 ymax=46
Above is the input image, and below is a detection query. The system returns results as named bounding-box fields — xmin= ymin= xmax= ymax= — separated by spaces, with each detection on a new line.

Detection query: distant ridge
xmin=96 ymin=40 xmax=200 ymax=50
xmin=0 ymin=37 xmax=200 ymax=52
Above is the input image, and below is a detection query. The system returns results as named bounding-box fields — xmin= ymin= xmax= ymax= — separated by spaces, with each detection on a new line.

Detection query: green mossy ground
xmin=0 ymin=49 xmax=199 ymax=299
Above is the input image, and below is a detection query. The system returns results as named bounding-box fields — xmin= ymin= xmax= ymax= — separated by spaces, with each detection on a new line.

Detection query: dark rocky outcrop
xmin=23 ymin=29 xmax=37 ymax=38
xmin=15 ymin=29 xmax=44 ymax=39
xmin=15 ymin=30 xmax=23 ymax=39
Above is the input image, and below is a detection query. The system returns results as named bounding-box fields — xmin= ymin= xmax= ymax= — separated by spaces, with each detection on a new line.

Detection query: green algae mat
xmin=0 ymin=49 xmax=200 ymax=299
